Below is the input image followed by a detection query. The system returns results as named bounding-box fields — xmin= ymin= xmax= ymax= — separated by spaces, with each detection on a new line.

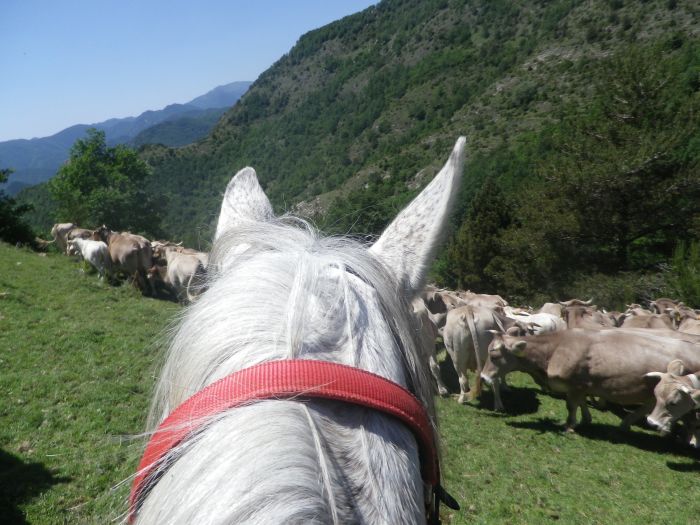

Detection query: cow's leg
xmin=620 ymin=400 xmax=654 ymax=431
xmin=469 ymin=368 xmax=482 ymax=401
xmin=456 ymin=372 xmax=470 ymax=404
xmin=492 ymin=376 xmax=504 ymax=412
xmin=445 ymin=336 xmax=470 ymax=404
xmin=580 ymin=399 xmax=592 ymax=425
xmin=565 ymin=391 xmax=586 ymax=431
xmin=429 ymin=354 xmax=448 ymax=397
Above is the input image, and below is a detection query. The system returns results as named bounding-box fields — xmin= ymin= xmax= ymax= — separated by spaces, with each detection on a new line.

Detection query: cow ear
xmin=511 ymin=341 xmax=527 ymax=357
xmin=215 ymin=167 xmax=274 ymax=240
xmin=369 ymin=137 xmax=465 ymax=296
xmin=643 ymin=372 xmax=664 ymax=387
xmin=667 ymin=359 xmax=685 ymax=375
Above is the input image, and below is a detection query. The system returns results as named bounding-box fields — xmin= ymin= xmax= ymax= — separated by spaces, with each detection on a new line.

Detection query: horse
xmin=128 ymin=137 xmax=466 ymax=524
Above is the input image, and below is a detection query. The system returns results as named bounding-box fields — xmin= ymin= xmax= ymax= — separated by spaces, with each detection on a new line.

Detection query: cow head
xmin=93 ymin=225 xmax=111 ymax=244
xmin=481 ymin=333 xmax=527 ymax=385
xmin=66 ymin=240 xmax=78 ymax=256
xmin=644 ymin=360 xmax=700 ymax=436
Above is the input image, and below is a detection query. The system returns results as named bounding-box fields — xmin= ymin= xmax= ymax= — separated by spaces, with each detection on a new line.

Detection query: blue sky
xmin=0 ymin=0 xmax=377 ymax=141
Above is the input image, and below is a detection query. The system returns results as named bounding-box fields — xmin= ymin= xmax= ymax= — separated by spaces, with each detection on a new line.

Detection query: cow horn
xmin=643 ymin=372 xmax=664 ymax=386
xmin=584 ymin=298 xmax=593 ymax=305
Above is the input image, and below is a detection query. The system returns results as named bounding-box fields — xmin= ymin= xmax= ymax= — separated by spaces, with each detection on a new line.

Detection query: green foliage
xmin=667 ymin=241 xmax=700 ymax=306
xmin=438 ymin=178 xmax=514 ymax=291
xmin=13 ymin=183 xmax=56 ymax=237
xmin=48 ymin=129 xmax=164 ymax=236
xmin=437 ymin=41 xmax=700 ymax=304
xmin=0 ymin=168 xmax=35 ymax=244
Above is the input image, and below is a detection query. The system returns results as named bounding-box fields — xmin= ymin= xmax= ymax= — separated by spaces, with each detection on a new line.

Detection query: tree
xmin=48 ymin=129 xmax=164 ymax=236
xmin=491 ymin=43 xmax=700 ymax=298
xmin=0 ymin=168 xmax=35 ymax=244
xmin=439 ymin=178 xmax=514 ymax=291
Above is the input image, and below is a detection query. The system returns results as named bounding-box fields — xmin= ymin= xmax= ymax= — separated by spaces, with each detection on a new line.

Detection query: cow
xmin=625 ymin=304 xmax=652 ymax=316
xmin=67 ymin=238 xmax=112 ymax=279
xmin=51 ymin=223 xmax=76 ymax=254
xmin=412 ymin=298 xmax=448 ymax=397
xmin=678 ymin=317 xmax=700 ymax=335
xmin=65 ymin=228 xmax=95 ymax=255
xmin=562 ymin=304 xmax=615 ymax=329
xmin=148 ymin=245 xmax=207 ymax=303
xmin=645 ymin=360 xmax=700 ymax=446
xmin=93 ymin=226 xmax=153 ymax=294
xmin=538 ymin=302 xmax=564 ymax=317
xmin=152 ymin=241 xmax=209 ymax=269
xmin=457 ymin=290 xmax=508 ymax=309
xmin=443 ymin=305 xmax=527 ymax=410
xmin=620 ymin=313 xmax=675 ymax=330
xmin=146 ymin=264 xmax=179 ymax=302
xmin=649 ymin=298 xmax=680 ymax=315
xmin=504 ymin=309 xmax=566 ymax=335
xmin=481 ymin=329 xmax=700 ymax=431
xmin=421 ymin=287 xmax=467 ymax=330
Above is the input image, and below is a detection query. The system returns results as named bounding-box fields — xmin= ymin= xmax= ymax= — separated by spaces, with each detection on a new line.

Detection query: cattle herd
xmin=48 ymin=222 xmax=700 ymax=448
xmin=416 ymin=287 xmax=700 ymax=447
xmin=49 ymin=222 xmax=207 ymax=303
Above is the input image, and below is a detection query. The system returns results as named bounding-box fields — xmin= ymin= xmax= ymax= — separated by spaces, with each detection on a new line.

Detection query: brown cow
xmin=51 ymin=223 xmax=75 ymax=253
xmin=443 ymin=305 xmax=527 ymax=410
xmin=93 ymin=226 xmax=153 ymax=293
xmin=455 ymin=290 xmax=508 ymax=309
xmin=620 ymin=313 xmax=675 ymax=330
xmin=412 ymin=298 xmax=448 ymax=397
xmin=649 ymin=298 xmax=681 ymax=315
xmin=481 ymin=329 xmax=700 ymax=431
xmin=645 ymin=360 xmax=700 ymax=446
xmin=562 ymin=305 xmax=615 ymax=329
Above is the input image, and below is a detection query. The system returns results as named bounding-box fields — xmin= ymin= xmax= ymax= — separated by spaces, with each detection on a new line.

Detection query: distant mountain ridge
xmin=0 ymin=81 xmax=251 ymax=193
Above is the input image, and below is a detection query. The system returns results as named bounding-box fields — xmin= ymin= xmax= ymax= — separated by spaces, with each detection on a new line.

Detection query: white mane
xmin=133 ymin=138 xmax=466 ymax=524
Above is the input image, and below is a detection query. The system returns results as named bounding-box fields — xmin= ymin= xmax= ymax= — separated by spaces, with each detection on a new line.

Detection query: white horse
xmin=129 ymin=137 xmax=466 ymax=524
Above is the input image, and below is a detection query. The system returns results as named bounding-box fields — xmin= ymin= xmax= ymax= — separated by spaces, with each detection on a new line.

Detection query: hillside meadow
xmin=1 ymin=242 xmax=699 ymax=523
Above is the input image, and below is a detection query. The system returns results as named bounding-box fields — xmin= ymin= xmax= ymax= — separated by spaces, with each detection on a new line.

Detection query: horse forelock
xmin=138 ymin=217 xmax=436 ymax=524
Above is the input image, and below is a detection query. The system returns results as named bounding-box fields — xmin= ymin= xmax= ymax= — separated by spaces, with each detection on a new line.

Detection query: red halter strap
xmin=129 ymin=359 xmax=439 ymax=522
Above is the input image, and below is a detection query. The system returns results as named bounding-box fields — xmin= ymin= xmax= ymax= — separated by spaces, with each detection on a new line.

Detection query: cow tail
xmin=466 ymin=306 xmax=483 ymax=395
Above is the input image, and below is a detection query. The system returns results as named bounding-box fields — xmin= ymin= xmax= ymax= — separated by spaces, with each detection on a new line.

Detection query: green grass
xmin=0 ymin=243 xmax=178 ymax=524
xmin=1 ymin=242 xmax=698 ymax=524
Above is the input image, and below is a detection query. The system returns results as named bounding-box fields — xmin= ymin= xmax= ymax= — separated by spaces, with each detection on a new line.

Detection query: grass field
xmin=1 ymin=243 xmax=698 ymax=524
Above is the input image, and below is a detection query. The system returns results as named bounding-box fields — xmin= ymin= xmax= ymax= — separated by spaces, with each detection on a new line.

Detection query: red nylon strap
xmin=129 ymin=359 xmax=438 ymax=522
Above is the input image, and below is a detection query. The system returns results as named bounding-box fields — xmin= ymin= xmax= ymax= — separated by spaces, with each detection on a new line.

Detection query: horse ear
xmin=369 ymin=137 xmax=465 ymax=296
xmin=215 ymin=167 xmax=274 ymax=240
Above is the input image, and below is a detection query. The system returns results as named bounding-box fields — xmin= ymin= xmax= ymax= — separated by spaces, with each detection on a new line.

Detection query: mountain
xmin=0 ymin=81 xmax=252 ymax=193
xmin=132 ymin=107 xmax=229 ymax=147
xmin=134 ymin=0 xmax=698 ymax=244
xmin=187 ymin=81 xmax=252 ymax=110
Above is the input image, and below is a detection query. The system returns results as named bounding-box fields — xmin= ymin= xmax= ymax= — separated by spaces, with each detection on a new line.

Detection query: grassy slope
xmin=0 ymin=244 xmax=178 ymax=524
xmin=1 ymin=242 xmax=698 ymax=523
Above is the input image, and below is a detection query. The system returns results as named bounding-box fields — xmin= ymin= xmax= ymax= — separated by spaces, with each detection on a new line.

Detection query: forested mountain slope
xmin=141 ymin=0 xmax=697 ymax=240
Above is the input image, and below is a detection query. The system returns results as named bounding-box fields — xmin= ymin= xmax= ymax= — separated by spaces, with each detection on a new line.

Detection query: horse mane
xmin=137 ymin=216 xmax=437 ymax=524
